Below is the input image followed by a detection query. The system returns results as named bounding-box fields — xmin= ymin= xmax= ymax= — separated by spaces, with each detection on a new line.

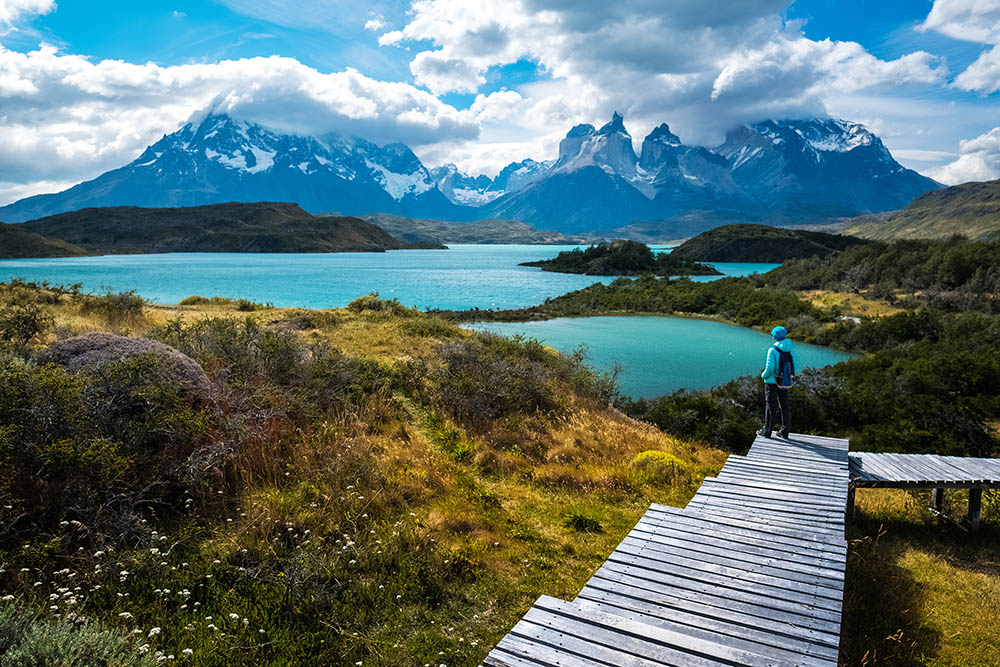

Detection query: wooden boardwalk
xmin=484 ymin=433 xmax=851 ymax=667
xmin=849 ymin=452 xmax=1000 ymax=530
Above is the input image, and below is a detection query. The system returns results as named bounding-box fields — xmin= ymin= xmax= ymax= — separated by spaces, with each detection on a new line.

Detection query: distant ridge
xmin=843 ymin=179 xmax=1000 ymax=241
xmin=18 ymin=202 xmax=437 ymax=255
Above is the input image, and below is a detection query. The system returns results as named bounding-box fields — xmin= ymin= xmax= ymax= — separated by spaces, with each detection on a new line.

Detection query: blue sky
xmin=0 ymin=0 xmax=998 ymax=204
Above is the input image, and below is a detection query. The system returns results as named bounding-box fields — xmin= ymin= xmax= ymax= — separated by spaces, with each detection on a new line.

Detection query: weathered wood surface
xmin=849 ymin=452 xmax=1000 ymax=488
xmin=483 ymin=433 xmax=852 ymax=667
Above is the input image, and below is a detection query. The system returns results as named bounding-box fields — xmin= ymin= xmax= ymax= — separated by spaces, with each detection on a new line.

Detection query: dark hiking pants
xmin=763 ymin=383 xmax=791 ymax=436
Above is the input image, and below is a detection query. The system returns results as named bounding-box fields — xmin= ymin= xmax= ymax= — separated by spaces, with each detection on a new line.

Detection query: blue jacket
xmin=762 ymin=338 xmax=794 ymax=384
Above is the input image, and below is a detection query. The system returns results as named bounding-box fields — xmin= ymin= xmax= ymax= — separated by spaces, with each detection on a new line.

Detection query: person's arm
xmin=761 ymin=347 xmax=775 ymax=381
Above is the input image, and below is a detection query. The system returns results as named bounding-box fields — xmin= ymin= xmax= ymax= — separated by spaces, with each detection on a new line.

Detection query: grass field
xmin=0 ymin=282 xmax=997 ymax=665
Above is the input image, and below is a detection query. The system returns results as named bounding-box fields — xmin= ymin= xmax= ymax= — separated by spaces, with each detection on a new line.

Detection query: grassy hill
xmin=0 ymin=222 xmax=90 ymax=258
xmin=844 ymin=179 xmax=1000 ymax=240
xmin=670 ymin=223 xmax=869 ymax=262
xmin=18 ymin=202 xmax=439 ymax=255
xmin=360 ymin=213 xmax=586 ymax=245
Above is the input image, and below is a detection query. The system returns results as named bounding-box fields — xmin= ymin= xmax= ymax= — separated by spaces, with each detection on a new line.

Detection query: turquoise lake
xmin=0 ymin=245 xmax=846 ymax=396
xmin=0 ymin=245 xmax=779 ymax=311
xmin=467 ymin=316 xmax=856 ymax=398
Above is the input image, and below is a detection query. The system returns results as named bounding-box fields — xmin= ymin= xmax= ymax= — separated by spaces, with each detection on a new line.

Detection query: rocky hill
xmin=18 ymin=202 xmax=437 ymax=254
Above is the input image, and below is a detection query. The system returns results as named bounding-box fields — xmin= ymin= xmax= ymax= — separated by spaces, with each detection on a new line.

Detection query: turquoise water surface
xmin=0 ymin=245 xmax=779 ymax=311
xmin=467 ymin=316 xmax=855 ymax=398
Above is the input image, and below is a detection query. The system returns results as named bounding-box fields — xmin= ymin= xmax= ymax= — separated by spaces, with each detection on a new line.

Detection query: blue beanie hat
xmin=771 ymin=326 xmax=787 ymax=340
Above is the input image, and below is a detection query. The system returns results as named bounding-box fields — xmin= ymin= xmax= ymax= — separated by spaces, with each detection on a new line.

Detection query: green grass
xmin=843 ymin=488 xmax=1000 ymax=666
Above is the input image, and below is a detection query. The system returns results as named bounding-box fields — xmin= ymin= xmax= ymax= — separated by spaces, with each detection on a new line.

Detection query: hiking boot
xmin=756 ymin=428 xmax=771 ymax=438
xmin=775 ymin=430 xmax=790 ymax=439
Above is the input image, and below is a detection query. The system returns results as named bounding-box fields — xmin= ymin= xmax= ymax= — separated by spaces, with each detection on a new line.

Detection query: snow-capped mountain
xmin=0 ymin=110 xmax=941 ymax=236
xmin=0 ymin=113 xmax=474 ymax=223
xmin=715 ymin=119 xmax=938 ymax=219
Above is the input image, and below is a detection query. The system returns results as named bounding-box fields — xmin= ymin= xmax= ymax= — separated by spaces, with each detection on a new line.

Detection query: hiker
xmin=758 ymin=325 xmax=795 ymax=439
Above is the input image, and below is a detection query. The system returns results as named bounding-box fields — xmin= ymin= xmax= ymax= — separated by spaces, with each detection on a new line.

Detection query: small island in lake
xmin=520 ymin=239 xmax=721 ymax=276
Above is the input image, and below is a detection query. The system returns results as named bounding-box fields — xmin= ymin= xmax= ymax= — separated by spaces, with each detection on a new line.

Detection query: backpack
xmin=774 ymin=346 xmax=796 ymax=389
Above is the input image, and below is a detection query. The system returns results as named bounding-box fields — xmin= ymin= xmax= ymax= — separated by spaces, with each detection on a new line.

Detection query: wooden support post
xmin=932 ymin=487 xmax=944 ymax=513
xmin=969 ymin=488 xmax=982 ymax=531
xmin=846 ymin=486 xmax=855 ymax=520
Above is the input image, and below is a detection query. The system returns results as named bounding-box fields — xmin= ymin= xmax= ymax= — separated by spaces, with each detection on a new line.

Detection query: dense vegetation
xmin=14 ymin=202 xmax=441 ymax=256
xmin=669 ymin=223 xmax=869 ymax=262
xmin=0 ymin=221 xmax=89 ymax=259
xmin=845 ymin=178 xmax=1000 ymax=241
xmin=0 ymin=280 xmax=722 ymax=666
xmin=519 ymin=240 xmax=720 ymax=276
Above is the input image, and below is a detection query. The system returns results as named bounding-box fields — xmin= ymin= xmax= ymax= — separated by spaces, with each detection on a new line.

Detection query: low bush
xmin=79 ymin=289 xmax=147 ymax=326
xmin=347 ymin=293 xmax=413 ymax=317
xmin=0 ymin=600 xmax=156 ymax=666
xmin=631 ymin=450 xmax=688 ymax=484
xmin=0 ymin=289 xmax=53 ymax=350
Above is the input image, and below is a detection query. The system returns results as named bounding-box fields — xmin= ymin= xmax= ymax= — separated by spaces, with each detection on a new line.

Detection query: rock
xmin=45 ymin=333 xmax=212 ymax=399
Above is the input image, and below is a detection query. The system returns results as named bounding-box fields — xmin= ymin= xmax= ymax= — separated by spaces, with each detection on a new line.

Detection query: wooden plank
xmin=689 ymin=492 xmax=845 ymax=527
xmin=496 ymin=626 xmax=661 ymax=667
xmin=724 ymin=458 xmax=850 ymax=479
xmin=595 ymin=562 xmax=844 ymax=626
xmin=640 ymin=509 xmax=848 ymax=559
xmin=720 ymin=467 xmax=848 ymax=489
xmin=579 ymin=575 xmax=843 ymax=644
xmin=885 ymin=454 xmax=933 ymax=482
xmin=709 ymin=474 xmax=848 ymax=499
xmin=529 ymin=596 xmax=807 ymax=667
xmin=618 ymin=532 xmax=845 ymax=588
xmin=606 ymin=547 xmax=844 ymax=605
xmin=922 ymin=454 xmax=977 ymax=481
xmin=634 ymin=516 xmax=846 ymax=569
xmin=648 ymin=504 xmax=846 ymax=544
xmin=666 ymin=504 xmax=848 ymax=543
xmin=699 ymin=480 xmax=846 ymax=510
xmin=574 ymin=597 xmax=838 ymax=666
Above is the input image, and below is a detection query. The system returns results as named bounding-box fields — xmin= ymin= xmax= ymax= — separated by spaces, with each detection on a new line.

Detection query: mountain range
xmin=0 ymin=110 xmax=942 ymax=236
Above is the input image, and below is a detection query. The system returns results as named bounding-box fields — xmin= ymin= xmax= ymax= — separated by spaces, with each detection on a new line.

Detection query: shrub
xmin=79 ymin=289 xmax=146 ymax=326
xmin=434 ymin=336 xmax=559 ymax=429
xmin=347 ymin=293 xmax=413 ymax=317
xmin=178 ymin=295 xmax=211 ymax=306
xmin=0 ymin=290 xmax=52 ymax=349
xmin=0 ymin=600 xmax=157 ymax=666
xmin=631 ymin=450 xmax=688 ymax=484
xmin=401 ymin=317 xmax=460 ymax=338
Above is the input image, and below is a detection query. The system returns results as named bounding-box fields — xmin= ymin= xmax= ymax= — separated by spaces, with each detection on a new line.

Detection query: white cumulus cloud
xmin=0 ymin=0 xmax=53 ymax=26
xmin=921 ymin=0 xmax=1000 ymax=93
xmin=928 ymin=126 xmax=1000 ymax=184
xmin=0 ymin=43 xmax=478 ymax=203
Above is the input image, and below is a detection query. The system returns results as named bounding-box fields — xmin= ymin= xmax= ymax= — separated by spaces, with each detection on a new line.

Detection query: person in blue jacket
xmin=757 ymin=325 xmax=794 ymax=439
